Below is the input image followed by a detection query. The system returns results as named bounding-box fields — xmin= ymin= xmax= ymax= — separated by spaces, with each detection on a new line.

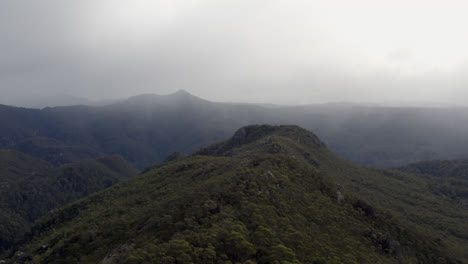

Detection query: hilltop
xmin=4 ymin=125 xmax=464 ymax=263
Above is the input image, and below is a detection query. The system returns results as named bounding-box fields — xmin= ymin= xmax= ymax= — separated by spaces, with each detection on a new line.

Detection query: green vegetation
xmin=197 ymin=125 xmax=468 ymax=260
xmin=3 ymin=92 xmax=468 ymax=169
xmin=4 ymin=125 xmax=463 ymax=263
xmin=12 ymin=137 xmax=102 ymax=167
xmin=0 ymin=150 xmax=137 ymax=251
xmin=396 ymin=159 xmax=468 ymax=201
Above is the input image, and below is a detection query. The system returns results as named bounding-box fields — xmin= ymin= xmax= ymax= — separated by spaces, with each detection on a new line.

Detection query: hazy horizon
xmin=3 ymin=89 xmax=468 ymax=109
xmin=1 ymin=1 xmax=467 ymax=107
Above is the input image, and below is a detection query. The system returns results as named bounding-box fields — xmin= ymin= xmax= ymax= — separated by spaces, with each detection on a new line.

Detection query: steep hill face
xmin=12 ymin=137 xmax=102 ymax=167
xmin=197 ymin=126 xmax=468 ymax=257
xmin=396 ymin=159 xmax=468 ymax=180
xmin=0 ymin=150 xmax=138 ymax=250
xmin=4 ymin=126 xmax=462 ymax=263
xmin=0 ymin=91 xmax=271 ymax=169
xmin=395 ymin=159 xmax=468 ymax=209
xmin=3 ymin=91 xmax=468 ymax=169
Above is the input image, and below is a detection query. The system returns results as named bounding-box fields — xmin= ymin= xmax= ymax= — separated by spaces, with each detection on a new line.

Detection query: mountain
xmin=5 ymin=94 xmax=92 ymax=109
xmin=5 ymin=94 xmax=123 ymax=109
xmin=2 ymin=91 xmax=468 ymax=169
xmin=4 ymin=125 xmax=463 ymax=263
xmin=395 ymin=159 xmax=468 ymax=208
xmin=12 ymin=137 xmax=103 ymax=167
xmin=0 ymin=150 xmax=138 ymax=251
xmin=0 ymin=90 xmax=272 ymax=169
xmin=281 ymin=104 xmax=468 ymax=167
xmin=196 ymin=125 xmax=468 ymax=259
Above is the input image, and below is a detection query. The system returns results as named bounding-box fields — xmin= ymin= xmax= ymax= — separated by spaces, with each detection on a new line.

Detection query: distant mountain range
xmin=3 ymin=94 xmax=122 ymax=109
xmin=4 ymin=125 xmax=465 ymax=263
xmin=2 ymin=90 xmax=468 ymax=169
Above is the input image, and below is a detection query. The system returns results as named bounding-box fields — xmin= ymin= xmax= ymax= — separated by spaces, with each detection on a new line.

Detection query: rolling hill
xmin=4 ymin=125 xmax=465 ymax=263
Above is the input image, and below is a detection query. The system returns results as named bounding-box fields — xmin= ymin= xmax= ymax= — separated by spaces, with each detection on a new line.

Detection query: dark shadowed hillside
xmin=2 ymin=91 xmax=468 ymax=169
xmin=395 ymin=159 xmax=468 ymax=209
xmin=4 ymin=125 xmax=464 ymax=263
xmin=0 ymin=150 xmax=137 ymax=250
xmin=12 ymin=137 xmax=102 ymax=167
xmin=0 ymin=91 xmax=273 ymax=169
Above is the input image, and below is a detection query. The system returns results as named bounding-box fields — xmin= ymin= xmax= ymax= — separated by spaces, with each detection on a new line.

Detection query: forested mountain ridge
xmin=0 ymin=91 xmax=271 ymax=169
xmin=3 ymin=125 xmax=464 ymax=263
xmin=3 ymin=91 xmax=468 ymax=169
xmin=195 ymin=125 xmax=468 ymax=258
xmin=395 ymin=159 xmax=468 ymax=208
xmin=0 ymin=150 xmax=138 ymax=251
xmin=396 ymin=159 xmax=468 ymax=179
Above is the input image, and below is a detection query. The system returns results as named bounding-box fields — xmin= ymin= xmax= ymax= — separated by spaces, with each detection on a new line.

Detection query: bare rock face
xmin=337 ymin=190 xmax=344 ymax=203
xmin=336 ymin=184 xmax=344 ymax=203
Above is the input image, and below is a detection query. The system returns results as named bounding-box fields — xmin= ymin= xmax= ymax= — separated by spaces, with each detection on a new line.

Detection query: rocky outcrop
xmin=354 ymin=199 xmax=375 ymax=217
xmin=369 ymin=230 xmax=403 ymax=264
xmin=336 ymin=184 xmax=344 ymax=203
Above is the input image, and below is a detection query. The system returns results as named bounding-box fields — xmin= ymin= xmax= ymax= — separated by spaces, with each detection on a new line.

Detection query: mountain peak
xmin=195 ymin=125 xmax=327 ymax=157
xmin=165 ymin=89 xmax=206 ymax=102
xmin=171 ymin=89 xmax=192 ymax=96
xmin=122 ymin=90 xmax=205 ymax=106
xmin=232 ymin=124 xmax=326 ymax=147
xmin=9 ymin=123 xmax=461 ymax=263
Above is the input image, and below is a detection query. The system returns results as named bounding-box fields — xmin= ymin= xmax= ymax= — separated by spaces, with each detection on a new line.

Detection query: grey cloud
xmin=0 ymin=1 xmax=467 ymax=107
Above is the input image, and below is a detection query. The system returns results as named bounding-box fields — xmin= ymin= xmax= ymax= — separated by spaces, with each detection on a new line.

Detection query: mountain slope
xmin=196 ymin=125 xmax=468 ymax=258
xmin=12 ymin=137 xmax=102 ymax=166
xmin=4 ymin=126 xmax=461 ymax=263
xmin=0 ymin=150 xmax=138 ymax=250
xmin=0 ymin=91 xmax=272 ymax=169
xmin=395 ymin=159 xmax=468 ymax=211
xmin=396 ymin=159 xmax=468 ymax=180
xmin=3 ymin=91 xmax=468 ymax=169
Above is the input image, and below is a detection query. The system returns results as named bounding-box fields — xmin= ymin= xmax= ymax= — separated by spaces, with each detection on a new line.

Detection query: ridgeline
xmin=4 ymin=125 xmax=464 ymax=263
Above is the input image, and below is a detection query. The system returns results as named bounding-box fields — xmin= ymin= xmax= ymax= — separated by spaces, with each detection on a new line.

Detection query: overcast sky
xmin=0 ymin=0 xmax=467 ymax=106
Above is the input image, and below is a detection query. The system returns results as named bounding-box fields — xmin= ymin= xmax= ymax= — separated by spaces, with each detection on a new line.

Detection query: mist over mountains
xmin=1 ymin=1 xmax=467 ymax=263
xmin=1 ymin=93 xmax=468 ymax=262
xmin=2 ymin=90 xmax=468 ymax=169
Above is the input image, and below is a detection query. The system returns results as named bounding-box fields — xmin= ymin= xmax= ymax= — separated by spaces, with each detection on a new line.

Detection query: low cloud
xmin=0 ymin=0 xmax=467 ymax=106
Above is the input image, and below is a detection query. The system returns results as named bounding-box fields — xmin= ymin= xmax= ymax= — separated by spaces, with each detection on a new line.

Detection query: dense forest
xmin=395 ymin=159 xmax=468 ymax=209
xmin=1 ymin=0 xmax=466 ymax=262
xmin=0 ymin=150 xmax=137 ymax=251
xmin=3 ymin=125 xmax=465 ymax=263
xmin=2 ymin=91 xmax=468 ymax=169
